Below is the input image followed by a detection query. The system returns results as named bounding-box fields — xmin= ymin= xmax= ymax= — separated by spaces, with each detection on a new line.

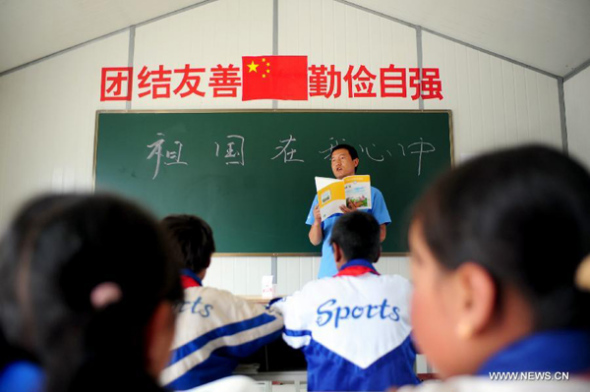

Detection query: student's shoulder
xmin=286 ymin=276 xmax=346 ymax=299
xmin=297 ymin=277 xmax=336 ymax=293
xmin=195 ymin=287 xmax=276 ymax=318
xmin=189 ymin=286 xmax=246 ymax=303
xmin=378 ymin=273 xmax=412 ymax=289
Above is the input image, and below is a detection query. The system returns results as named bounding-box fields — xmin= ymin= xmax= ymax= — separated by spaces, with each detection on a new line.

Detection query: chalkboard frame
xmin=93 ymin=109 xmax=454 ymax=256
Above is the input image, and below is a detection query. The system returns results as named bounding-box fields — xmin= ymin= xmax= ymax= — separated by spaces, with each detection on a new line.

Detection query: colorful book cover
xmin=315 ymin=175 xmax=371 ymax=220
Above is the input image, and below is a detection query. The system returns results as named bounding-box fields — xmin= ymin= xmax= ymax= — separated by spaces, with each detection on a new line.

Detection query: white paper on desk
xmin=261 ymin=275 xmax=276 ymax=299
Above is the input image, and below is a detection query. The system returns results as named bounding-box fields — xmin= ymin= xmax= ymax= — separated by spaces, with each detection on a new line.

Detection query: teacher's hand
xmin=313 ymin=205 xmax=322 ymax=223
xmin=340 ymin=204 xmax=358 ymax=214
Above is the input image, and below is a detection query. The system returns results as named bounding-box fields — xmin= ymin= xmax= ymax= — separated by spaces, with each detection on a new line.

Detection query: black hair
xmin=331 ymin=144 xmax=359 ymax=173
xmin=0 ymin=193 xmax=183 ymax=392
xmin=330 ymin=211 xmax=381 ymax=263
xmin=412 ymin=145 xmax=590 ymax=330
xmin=0 ymin=325 xmax=38 ymax=372
xmin=161 ymin=214 xmax=216 ymax=274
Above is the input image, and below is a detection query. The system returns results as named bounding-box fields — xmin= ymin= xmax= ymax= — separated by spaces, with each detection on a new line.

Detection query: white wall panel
xmin=277 ymin=0 xmax=418 ymax=110
xmin=422 ymin=32 xmax=562 ymax=159
xmin=276 ymin=256 xmax=320 ymax=295
xmin=206 ymin=256 xmax=272 ymax=295
xmin=378 ymin=256 xmax=411 ymax=280
xmin=0 ymin=32 xmax=130 ymax=231
xmin=565 ymin=66 xmax=590 ymax=171
xmin=132 ymin=0 xmax=273 ymax=110
xmin=274 ymin=255 xmax=411 ymax=296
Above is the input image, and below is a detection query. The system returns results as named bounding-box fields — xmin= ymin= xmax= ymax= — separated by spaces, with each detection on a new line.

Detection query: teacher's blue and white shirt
xmin=272 ymin=259 xmax=419 ymax=391
xmin=306 ymin=186 xmax=391 ymax=278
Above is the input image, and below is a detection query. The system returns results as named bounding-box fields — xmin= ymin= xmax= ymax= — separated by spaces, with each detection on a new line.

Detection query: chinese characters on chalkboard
xmin=214 ymin=135 xmax=245 ymax=166
xmin=146 ymin=133 xmax=188 ymax=180
xmin=146 ymin=134 xmax=435 ymax=179
xmin=271 ymin=135 xmax=305 ymax=163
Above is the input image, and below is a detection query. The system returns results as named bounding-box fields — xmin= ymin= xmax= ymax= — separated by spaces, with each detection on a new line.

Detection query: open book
xmin=315 ymin=175 xmax=371 ymax=220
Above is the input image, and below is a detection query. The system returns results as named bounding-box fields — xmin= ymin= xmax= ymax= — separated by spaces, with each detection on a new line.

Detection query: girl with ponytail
xmin=0 ymin=194 xmax=182 ymax=392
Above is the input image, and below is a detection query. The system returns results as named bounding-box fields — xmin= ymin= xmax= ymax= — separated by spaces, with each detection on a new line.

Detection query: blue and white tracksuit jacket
xmin=272 ymin=259 xmax=420 ymax=391
xmin=160 ymin=270 xmax=284 ymax=390
xmin=398 ymin=330 xmax=590 ymax=392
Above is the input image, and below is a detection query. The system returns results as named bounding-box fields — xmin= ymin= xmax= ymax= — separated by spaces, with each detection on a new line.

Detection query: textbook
xmin=315 ymin=175 xmax=371 ymax=220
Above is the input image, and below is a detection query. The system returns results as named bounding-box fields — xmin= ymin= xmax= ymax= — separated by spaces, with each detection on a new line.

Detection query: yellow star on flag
xmin=247 ymin=61 xmax=259 ymax=73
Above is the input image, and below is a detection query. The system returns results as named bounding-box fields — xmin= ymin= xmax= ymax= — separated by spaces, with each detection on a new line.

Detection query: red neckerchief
xmin=335 ymin=259 xmax=380 ymax=277
xmin=181 ymin=269 xmax=203 ymax=288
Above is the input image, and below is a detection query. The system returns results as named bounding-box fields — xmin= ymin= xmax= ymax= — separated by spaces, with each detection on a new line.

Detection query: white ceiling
xmin=346 ymin=0 xmax=590 ymax=78
xmin=0 ymin=0 xmax=207 ymax=74
xmin=1 ymin=0 xmax=589 ymax=77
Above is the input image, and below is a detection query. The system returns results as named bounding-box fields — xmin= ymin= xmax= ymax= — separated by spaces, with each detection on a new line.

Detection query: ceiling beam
xmin=564 ymin=57 xmax=590 ymax=82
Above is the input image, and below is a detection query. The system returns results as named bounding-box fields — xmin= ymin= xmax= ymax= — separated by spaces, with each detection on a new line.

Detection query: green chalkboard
xmin=94 ymin=110 xmax=453 ymax=254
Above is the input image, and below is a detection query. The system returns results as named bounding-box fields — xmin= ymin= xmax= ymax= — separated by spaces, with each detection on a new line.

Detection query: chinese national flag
xmin=242 ymin=56 xmax=308 ymax=100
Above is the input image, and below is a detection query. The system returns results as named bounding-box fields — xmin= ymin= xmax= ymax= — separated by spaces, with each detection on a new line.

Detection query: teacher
xmin=306 ymin=144 xmax=391 ymax=278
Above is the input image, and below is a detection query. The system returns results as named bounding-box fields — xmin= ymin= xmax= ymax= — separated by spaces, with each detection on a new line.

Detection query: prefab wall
xmin=0 ymin=0 xmax=566 ymax=295
xmin=565 ymin=65 xmax=590 ymax=172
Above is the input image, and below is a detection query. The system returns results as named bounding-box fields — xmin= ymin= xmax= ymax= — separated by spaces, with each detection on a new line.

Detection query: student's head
xmin=161 ymin=214 xmax=216 ymax=280
xmin=331 ymin=144 xmax=359 ymax=179
xmin=0 ymin=193 xmax=183 ymax=392
xmin=330 ymin=211 xmax=381 ymax=269
xmin=409 ymin=145 xmax=590 ymax=378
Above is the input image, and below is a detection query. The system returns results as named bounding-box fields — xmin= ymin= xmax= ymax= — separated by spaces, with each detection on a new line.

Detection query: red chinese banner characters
xmin=309 ymin=65 xmax=341 ymax=98
xmin=174 ymin=64 xmax=206 ymax=98
xmin=100 ymin=58 xmax=443 ymax=102
xmin=344 ymin=65 xmax=377 ymax=98
xmin=209 ymin=64 xmax=241 ymax=97
xmin=242 ymin=56 xmax=308 ymax=101
xmin=380 ymin=65 xmax=406 ymax=98
xmin=101 ymin=67 xmax=133 ymax=101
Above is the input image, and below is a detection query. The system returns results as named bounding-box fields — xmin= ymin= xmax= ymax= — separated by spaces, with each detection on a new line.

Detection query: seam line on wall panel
xmin=0 ymin=0 xmax=218 ymax=78
xmin=416 ymin=26 xmax=424 ymax=110
xmin=334 ymin=0 xmax=560 ymax=80
xmin=271 ymin=256 xmax=277 ymax=284
xmin=535 ymin=73 xmax=544 ymax=146
xmin=558 ymin=78 xmax=568 ymax=154
xmin=272 ymin=0 xmax=279 ymax=110
xmin=127 ymin=26 xmax=136 ymax=110
xmin=564 ymin=57 xmax=590 ymax=82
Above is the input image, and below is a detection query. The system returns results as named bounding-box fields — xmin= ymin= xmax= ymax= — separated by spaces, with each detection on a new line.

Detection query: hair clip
xmin=575 ymin=255 xmax=590 ymax=292
xmin=90 ymin=282 xmax=122 ymax=310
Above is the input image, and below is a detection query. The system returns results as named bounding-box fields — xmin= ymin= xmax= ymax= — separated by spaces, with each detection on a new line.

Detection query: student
xmin=307 ymin=144 xmax=391 ymax=278
xmin=159 ymin=214 xmax=284 ymax=390
xmin=274 ymin=211 xmax=419 ymax=391
xmin=398 ymin=146 xmax=590 ymax=391
xmin=0 ymin=194 xmax=183 ymax=392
